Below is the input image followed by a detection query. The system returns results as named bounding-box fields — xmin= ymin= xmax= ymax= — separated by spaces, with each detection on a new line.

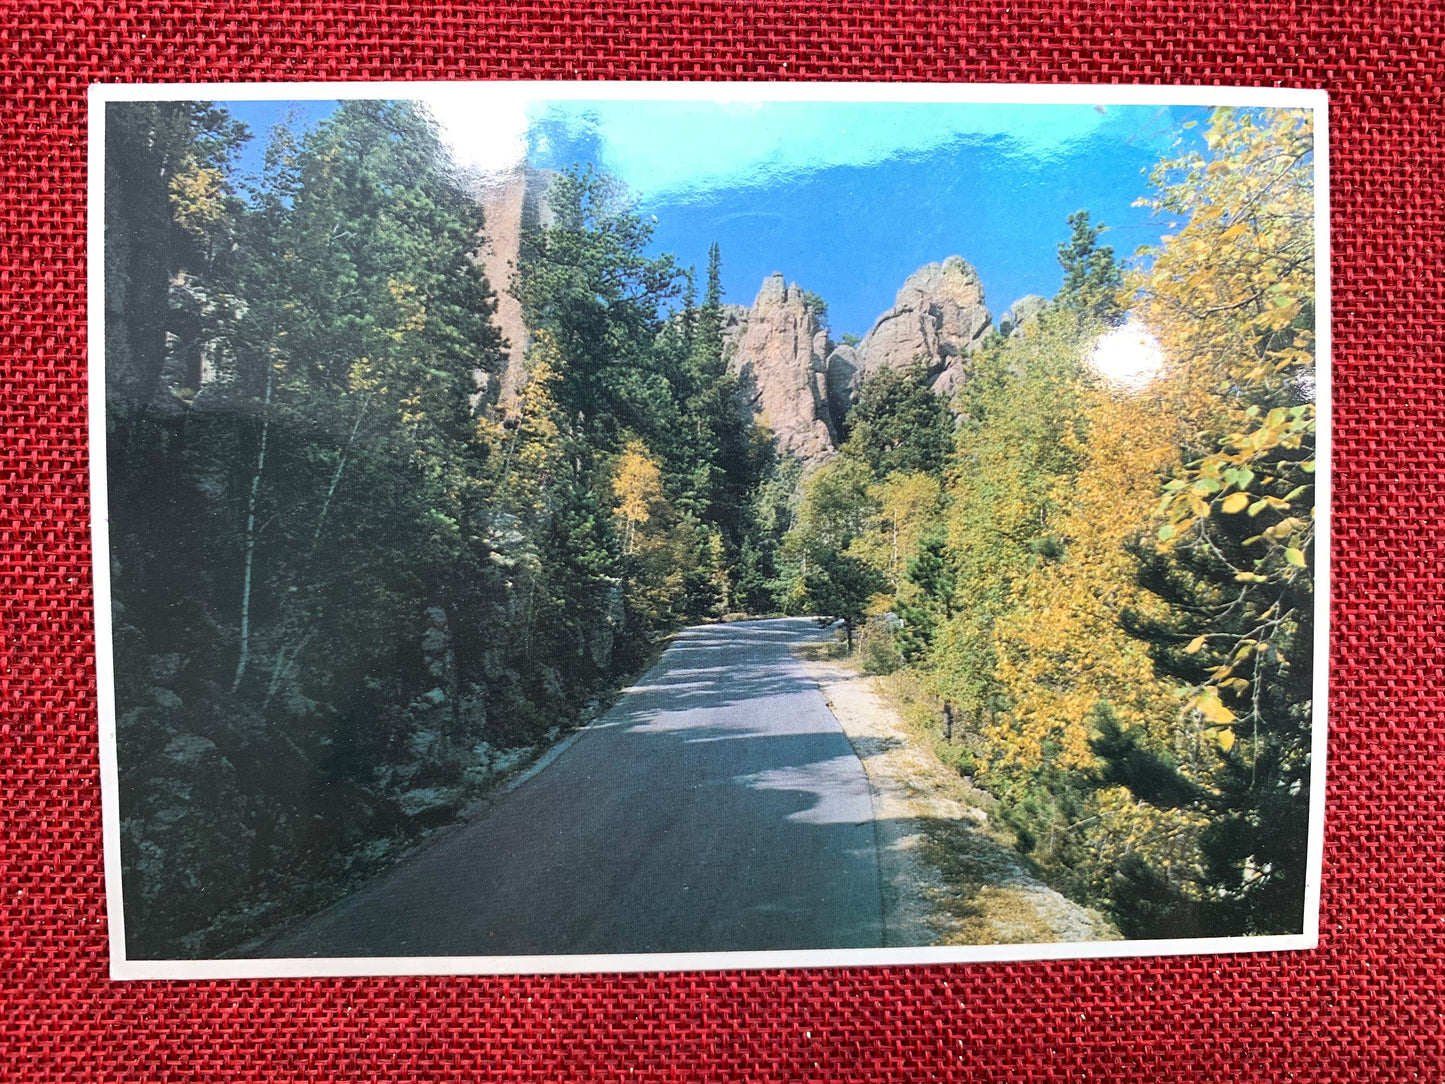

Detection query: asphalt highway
xmin=259 ymin=617 xmax=884 ymax=958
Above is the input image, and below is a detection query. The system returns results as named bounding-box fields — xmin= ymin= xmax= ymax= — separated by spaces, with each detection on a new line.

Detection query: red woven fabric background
xmin=2 ymin=2 xmax=1440 ymax=1079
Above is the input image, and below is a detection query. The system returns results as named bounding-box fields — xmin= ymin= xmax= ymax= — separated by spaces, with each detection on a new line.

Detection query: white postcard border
xmin=88 ymin=80 xmax=1330 ymax=981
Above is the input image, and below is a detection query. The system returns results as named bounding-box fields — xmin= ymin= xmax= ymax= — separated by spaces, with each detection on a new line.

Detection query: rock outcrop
xmin=158 ymin=270 xmax=247 ymax=414
xmin=724 ymin=257 xmax=1003 ymax=465
xmin=849 ymin=255 xmax=994 ymax=401
xmin=472 ymin=165 xmax=556 ymax=403
xmin=999 ymin=294 xmax=1048 ymax=338
xmin=725 ymin=273 xmax=840 ymax=463
xmin=823 ymin=343 xmax=859 ymax=428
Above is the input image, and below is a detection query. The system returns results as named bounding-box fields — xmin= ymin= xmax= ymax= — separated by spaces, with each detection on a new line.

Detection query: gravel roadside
xmin=793 ymin=642 xmax=1120 ymax=947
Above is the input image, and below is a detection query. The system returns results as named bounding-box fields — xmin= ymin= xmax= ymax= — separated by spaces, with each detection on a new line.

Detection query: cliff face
xmin=850 ymin=255 xmax=993 ymax=401
xmin=472 ymin=166 xmax=554 ymax=403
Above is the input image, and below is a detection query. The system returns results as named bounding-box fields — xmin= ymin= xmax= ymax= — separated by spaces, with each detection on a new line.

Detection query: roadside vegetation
xmin=106 ymin=103 xmax=779 ymax=957
xmin=783 ymin=109 xmax=1316 ymax=939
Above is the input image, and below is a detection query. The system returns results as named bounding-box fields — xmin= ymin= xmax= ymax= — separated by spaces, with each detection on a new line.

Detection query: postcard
xmin=90 ymin=81 xmax=1329 ymax=979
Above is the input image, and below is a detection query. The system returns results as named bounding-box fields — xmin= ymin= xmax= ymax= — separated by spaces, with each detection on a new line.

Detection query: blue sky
xmin=221 ymin=95 xmax=1213 ymax=338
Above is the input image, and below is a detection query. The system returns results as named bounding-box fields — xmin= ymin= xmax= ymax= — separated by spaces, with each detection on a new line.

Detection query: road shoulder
xmin=793 ymin=642 xmax=1120 ymax=947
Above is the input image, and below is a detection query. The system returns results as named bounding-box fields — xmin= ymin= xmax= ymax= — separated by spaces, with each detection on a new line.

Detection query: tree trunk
xmin=231 ymin=357 xmax=274 ymax=692
xmin=309 ymin=396 xmax=369 ymax=555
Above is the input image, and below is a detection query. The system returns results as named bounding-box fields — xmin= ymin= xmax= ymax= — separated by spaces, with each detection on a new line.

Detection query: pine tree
xmin=800 ymin=549 xmax=884 ymax=652
xmin=1108 ymin=451 xmax=1314 ymax=935
xmin=514 ymin=166 xmax=684 ymax=445
xmin=1056 ymin=209 xmax=1124 ymax=327
xmin=841 ymin=362 xmax=954 ymax=477
xmin=896 ymin=530 xmax=953 ymax=660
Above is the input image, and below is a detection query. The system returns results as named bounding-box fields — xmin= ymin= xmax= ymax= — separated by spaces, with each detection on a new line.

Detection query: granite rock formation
xmin=471 ymin=165 xmax=556 ymax=404
xmin=845 ymin=256 xmax=995 ymax=402
xmin=1000 ymin=294 xmax=1049 ymax=338
xmin=725 ymin=273 xmax=840 ymax=463
xmin=724 ymin=257 xmax=1002 ymax=464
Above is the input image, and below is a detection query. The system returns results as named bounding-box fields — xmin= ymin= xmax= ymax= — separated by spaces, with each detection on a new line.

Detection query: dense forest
xmin=104 ymin=100 xmax=1316 ymax=957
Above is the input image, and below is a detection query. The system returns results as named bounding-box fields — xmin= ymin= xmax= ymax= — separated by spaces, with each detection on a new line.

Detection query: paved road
xmin=258 ymin=618 xmax=883 ymax=958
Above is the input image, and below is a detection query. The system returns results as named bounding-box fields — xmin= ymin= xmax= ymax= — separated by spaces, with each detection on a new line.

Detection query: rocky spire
xmin=726 ymin=272 xmax=841 ymax=464
xmin=850 ymin=255 xmax=993 ymax=400
xmin=724 ymin=257 xmax=1000 ymax=465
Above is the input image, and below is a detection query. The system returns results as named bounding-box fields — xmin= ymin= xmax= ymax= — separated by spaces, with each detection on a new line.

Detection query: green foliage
xmin=732 ymin=442 xmax=800 ymax=615
xmin=800 ymin=548 xmax=884 ymax=652
xmin=1096 ymin=106 xmax=1318 ymax=937
xmin=896 ymin=530 xmax=953 ymax=660
xmin=800 ymin=288 xmax=829 ymax=328
xmin=1107 ymin=853 xmax=1202 ymax=939
xmin=841 ymin=362 xmax=954 ymax=477
xmin=922 ymin=310 xmax=1093 ymax=725
xmin=791 ymin=456 xmax=877 ymax=552
xmin=1056 ymin=209 xmax=1124 ymax=325
xmin=856 ymin=618 xmax=903 ymax=675
xmin=102 ymin=97 xmax=1318 ymax=957
xmin=515 ymin=166 xmax=684 ymax=444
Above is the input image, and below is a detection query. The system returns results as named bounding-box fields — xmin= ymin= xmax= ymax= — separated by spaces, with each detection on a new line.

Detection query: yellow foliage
xmin=386 ymin=278 xmax=429 ymax=336
xmin=985 ymin=382 xmax=1181 ymax=777
xmin=1192 ymin=686 xmax=1236 ymax=726
xmin=848 ymin=470 xmax=943 ymax=590
xmin=1087 ymin=786 xmax=1209 ymax=893
xmin=612 ymin=438 xmax=666 ymax=549
xmin=608 ymin=436 xmax=694 ymax=626
xmin=169 ymin=159 xmax=229 ymax=245
xmin=1136 ymin=106 xmax=1318 ymax=713
xmin=499 ymin=331 xmax=566 ymax=518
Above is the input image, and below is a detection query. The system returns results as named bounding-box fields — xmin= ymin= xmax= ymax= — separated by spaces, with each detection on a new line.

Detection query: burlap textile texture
xmin=2 ymin=2 xmax=1441 ymax=1080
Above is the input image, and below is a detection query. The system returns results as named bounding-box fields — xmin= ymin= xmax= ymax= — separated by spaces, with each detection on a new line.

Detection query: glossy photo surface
xmin=90 ymin=83 xmax=1328 ymax=979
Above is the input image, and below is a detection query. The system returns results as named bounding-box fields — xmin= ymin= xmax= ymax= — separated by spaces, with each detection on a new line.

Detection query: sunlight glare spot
xmin=1088 ymin=322 xmax=1164 ymax=389
xmin=424 ymin=90 xmax=530 ymax=175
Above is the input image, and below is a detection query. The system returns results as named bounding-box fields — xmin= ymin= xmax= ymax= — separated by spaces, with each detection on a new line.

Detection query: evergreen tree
xmin=689 ymin=241 xmax=725 ymax=385
xmin=1056 ymin=210 xmax=1124 ymax=326
xmin=800 ymin=548 xmax=884 ymax=652
xmin=514 ymin=166 xmax=684 ymax=445
xmin=1093 ymin=107 xmax=1318 ymax=936
xmin=841 ymin=362 xmax=954 ymax=477
xmin=896 ymin=530 xmax=954 ymax=660
xmin=1106 ymin=453 xmax=1313 ymax=935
